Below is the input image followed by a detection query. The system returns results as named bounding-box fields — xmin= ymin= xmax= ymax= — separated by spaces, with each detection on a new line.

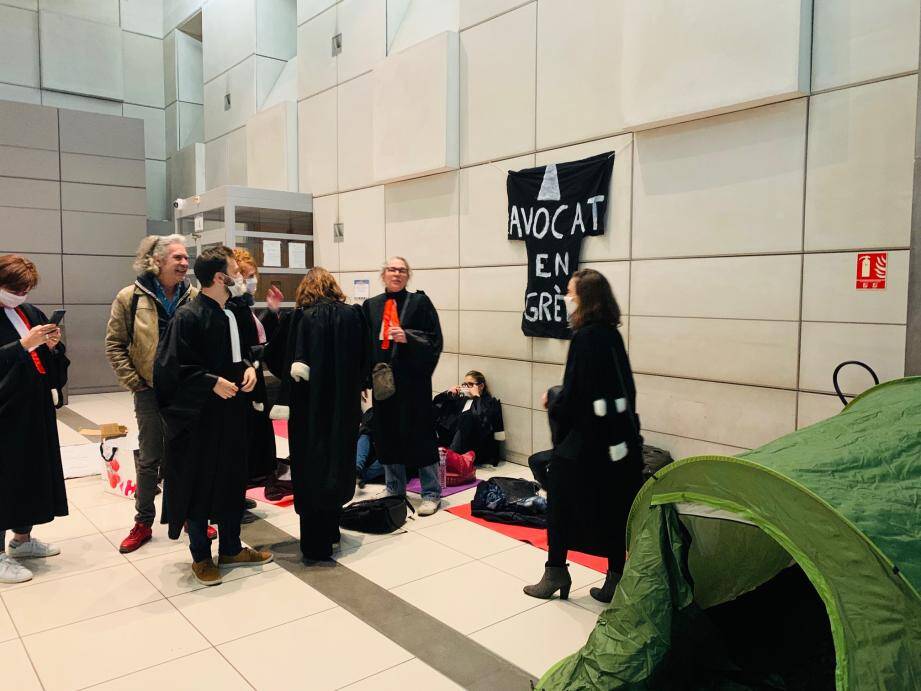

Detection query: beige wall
xmin=288 ymin=0 xmax=921 ymax=464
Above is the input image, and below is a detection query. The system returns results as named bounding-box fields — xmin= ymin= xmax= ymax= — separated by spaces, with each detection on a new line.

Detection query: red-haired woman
xmin=269 ymin=267 xmax=370 ymax=561
xmin=0 ymin=254 xmax=70 ymax=583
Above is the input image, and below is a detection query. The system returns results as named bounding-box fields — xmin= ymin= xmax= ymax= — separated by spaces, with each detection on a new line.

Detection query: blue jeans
xmin=385 ymin=463 xmax=441 ymax=503
xmin=355 ymin=434 xmax=384 ymax=482
xmin=187 ymin=514 xmax=242 ymax=563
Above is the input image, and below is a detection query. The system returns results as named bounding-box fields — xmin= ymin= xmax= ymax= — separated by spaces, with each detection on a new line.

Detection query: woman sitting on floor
xmin=432 ymin=370 xmax=505 ymax=467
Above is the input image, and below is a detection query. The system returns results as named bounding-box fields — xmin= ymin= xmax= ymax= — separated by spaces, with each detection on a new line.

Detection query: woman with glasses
xmin=524 ymin=268 xmax=644 ymax=604
xmin=0 ymin=254 xmax=69 ymax=584
xmin=362 ymin=257 xmax=444 ymax=516
xmin=433 ymin=370 xmax=505 ymax=467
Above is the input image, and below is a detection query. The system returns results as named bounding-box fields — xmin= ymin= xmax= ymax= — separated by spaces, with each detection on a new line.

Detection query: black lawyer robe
xmin=154 ymin=294 xmax=249 ymax=539
xmin=286 ymin=299 xmax=369 ymax=513
xmin=227 ymin=296 xmax=277 ymax=484
xmin=363 ymin=290 xmax=442 ymax=470
xmin=0 ymin=304 xmax=69 ymax=530
xmin=546 ymin=320 xmax=644 ymax=558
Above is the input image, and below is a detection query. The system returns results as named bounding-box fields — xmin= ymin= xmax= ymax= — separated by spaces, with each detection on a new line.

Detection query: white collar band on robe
xmin=4 ymin=307 xmax=37 ymax=351
xmin=223 ymin=309 xmax=242 ymax=363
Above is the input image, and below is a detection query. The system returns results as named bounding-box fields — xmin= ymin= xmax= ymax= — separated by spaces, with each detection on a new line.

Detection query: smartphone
xmin=49 ymin=309 xmax=66 ymax=325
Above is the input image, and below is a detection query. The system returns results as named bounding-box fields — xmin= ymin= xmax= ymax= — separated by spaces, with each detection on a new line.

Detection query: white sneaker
xmin=7 ymin=537 xmax=60 ymax=559
xmin=418 ymin=499 xmax=440 ymax=517
xmin=0 ymin=554 xmax=33 ymax=584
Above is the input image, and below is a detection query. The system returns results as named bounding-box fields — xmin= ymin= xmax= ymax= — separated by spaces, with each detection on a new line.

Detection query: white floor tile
xmin=0 ymin=533 xmax=126 ymax=592
xmin=2 ymin=562 xmax=162 ymax=636
xmin=65 ymin=396 xmax=139 ymax=436
xmin=402 ymin=507 xmax=458 ymax=532
xmin=440 ymin=487 xmax=481 ymax=509
xmin=470 ymin=600 xmax=598 ymax=677
xmin=81 ymin=499 xmax=141 ymax=533
xmin=391 ymin=561 xmax=544 ymax=634
xmin=91 ymin=648 xmax=252 ymax=690
xmin=219 ymin=607 xmax=414 ymax=690
xmin=336 ymin=531 xmax=472 ymax=589
xmin=482 ymin=544 xmax=605 ymax=591
xmin=65 ymin=481 xmax=127 ymax=511
xmin=343 ymin=658 xmax=463 ymax=690
xmin=134 ymin=547 xmax=280 ymax=598
xmin=31 ymin=510 xmax=98 ymax=543
xmin=417 ymin=517 xmax=523 ymax=559
xmin=263 ymin=509 xmax=300 ymax=530
xmin=169 ymin=568 xmax=336 ymax=645
xmin=0 ymin=601 xmax=16 ymax=642
xmin=22 ymin=600 xmax=210 ymax=691
xmin=56 ymin=421 xmax=89 ymax=447
xmin=567 ymin=582 xmax=609 ymax=616
xmin=102 ymin=521 xmax=191 ymax=563
xmin=0 ymin=639 xmax=42 ymax=691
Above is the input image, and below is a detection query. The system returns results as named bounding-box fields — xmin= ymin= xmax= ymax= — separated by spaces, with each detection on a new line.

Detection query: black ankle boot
xmin=523 ymin=564 xmax=572 ymax=600
xmin=590 ymin=569 xmax=622 ymax=603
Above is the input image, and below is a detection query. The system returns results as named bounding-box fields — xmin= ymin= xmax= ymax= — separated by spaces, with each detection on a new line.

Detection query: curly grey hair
xmin=133 ymin=234 xmax=187 ymax=275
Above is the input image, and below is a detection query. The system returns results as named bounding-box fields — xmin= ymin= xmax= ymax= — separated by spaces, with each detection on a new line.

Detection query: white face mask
xmin=245 ymin=277 xmax=258 ymax=295
xmin=0 ymin=289 xmax=28 ymax=308
xmin=228 ymin=275 xmax=247 ymax=298
xmin=563 ymin=295 xmax=577 ymax=319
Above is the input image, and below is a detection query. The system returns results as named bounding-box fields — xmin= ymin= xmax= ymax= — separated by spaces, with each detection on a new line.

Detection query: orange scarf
xmin=380 ymin=298 xmax=400 ymax=350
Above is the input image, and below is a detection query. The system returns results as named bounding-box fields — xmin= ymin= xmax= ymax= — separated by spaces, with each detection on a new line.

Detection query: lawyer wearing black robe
xmin=362 ymin=289 xmax=442 ymax=470
xmin=154 ymin=294 xmax=249 ymax=540
xmin=546 ymin=319 xmax=644 ymax=569
xmin=227 ymin=296 xmax=276 ymax=484
xmin=0 ymin=304 xmax=69 ymax=531
xmin=286 ymin=299 xmax=369 ymax=558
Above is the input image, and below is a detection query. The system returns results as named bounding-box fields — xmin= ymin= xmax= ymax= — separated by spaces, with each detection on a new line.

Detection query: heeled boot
xmin=523 ymin=564 xmax=572 ymax=600
xmin=589 ymin=569 xmax=622 ymax=603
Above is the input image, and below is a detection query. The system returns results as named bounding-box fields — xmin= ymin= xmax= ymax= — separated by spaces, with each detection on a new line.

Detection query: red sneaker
xmin=119 ymin=522 xmax=152 ymax=554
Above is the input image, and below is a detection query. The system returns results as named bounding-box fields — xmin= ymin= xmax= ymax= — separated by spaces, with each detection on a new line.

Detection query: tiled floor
xmin=1 ymin=394 xmax=607 ymax=689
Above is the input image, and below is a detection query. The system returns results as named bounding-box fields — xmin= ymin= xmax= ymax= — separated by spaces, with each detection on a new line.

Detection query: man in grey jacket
xmin=105 ymin=234 xmax=198 ymax=553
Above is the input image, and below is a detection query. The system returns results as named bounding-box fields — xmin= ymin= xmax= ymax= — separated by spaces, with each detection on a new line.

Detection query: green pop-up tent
xmin=538 ymin=377 xmax=921 ymax=690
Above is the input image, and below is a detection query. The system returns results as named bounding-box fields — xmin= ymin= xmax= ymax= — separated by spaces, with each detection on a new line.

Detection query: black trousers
xmin=299 ymin=508 xmax=341 ymax=560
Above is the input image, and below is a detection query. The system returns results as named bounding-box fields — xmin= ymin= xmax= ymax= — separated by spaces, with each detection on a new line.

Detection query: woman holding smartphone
xmin=0 ymin=254 xmax=70 ymax=584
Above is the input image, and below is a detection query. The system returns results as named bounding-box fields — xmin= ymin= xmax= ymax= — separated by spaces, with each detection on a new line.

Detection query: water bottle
xmin=438 ymin=447 xmax=447 ymax=489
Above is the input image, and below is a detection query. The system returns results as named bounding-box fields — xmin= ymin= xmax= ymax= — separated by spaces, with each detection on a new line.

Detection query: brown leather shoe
xmin=191 ymin=558 xmax=222 ymax=586
xmin=218 ymin=547 xmax=274 ymax=568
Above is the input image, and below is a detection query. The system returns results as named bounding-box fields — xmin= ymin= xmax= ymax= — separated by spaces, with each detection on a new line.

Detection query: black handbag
xmin=339 ymin=495 xmax=415 ymax=533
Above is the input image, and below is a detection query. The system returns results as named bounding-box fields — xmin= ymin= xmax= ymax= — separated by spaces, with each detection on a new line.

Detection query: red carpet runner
xmin=447 ymin=503 xmax=607 ymax=574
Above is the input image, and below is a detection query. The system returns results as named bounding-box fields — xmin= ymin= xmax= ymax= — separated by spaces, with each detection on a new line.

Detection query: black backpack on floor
xmin=339 ymin=495 xmax=415 ymax=534
xmin=471 ymin=477 xmax=547 ymax=528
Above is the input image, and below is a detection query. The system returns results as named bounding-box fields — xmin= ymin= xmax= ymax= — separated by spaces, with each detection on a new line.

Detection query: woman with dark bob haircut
xmin=0 ymin=254 xmax=70 ymax=584
xmin=524 ymin=268 xmax=644 ymax=603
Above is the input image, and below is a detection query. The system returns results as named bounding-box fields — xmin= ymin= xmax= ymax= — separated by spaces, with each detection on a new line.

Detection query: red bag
xmin=443 ymin=448 xmax=476 ymax=486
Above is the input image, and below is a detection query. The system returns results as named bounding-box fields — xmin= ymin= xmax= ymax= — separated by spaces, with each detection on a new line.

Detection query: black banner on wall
xmin=506 ymin=151 xmax=615 ymax=339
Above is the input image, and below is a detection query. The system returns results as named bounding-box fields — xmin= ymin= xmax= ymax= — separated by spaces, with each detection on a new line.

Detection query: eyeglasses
xmin=384 ymin=267 xmax=408 ymax=275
